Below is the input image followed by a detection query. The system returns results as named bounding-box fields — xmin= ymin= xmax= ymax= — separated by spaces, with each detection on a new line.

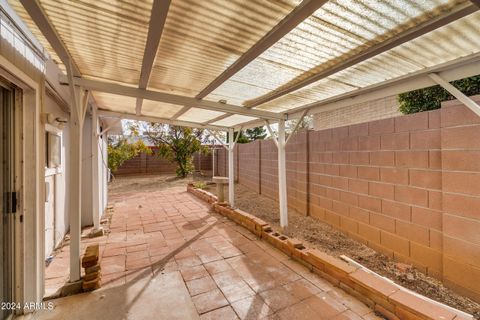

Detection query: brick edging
xmin=187 ymin=185 xmax=472 ymax=320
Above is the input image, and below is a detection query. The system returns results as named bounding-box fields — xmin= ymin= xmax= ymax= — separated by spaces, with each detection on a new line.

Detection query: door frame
xmin=0 ymin=54 xmax=44 ymax=313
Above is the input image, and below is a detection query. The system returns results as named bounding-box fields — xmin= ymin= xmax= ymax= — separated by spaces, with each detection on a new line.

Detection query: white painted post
xmin=228 ymin=128 xmax=235 ymax=207
xmin=278 ymin=119 xmax=288 ymax=228
xmin=91 ymin=105 xmax=101 ymax=232
xmin=212 ymin=147 xmax=215 ymax=177
xmin=68 ymin=86 xmax=83 ymax=282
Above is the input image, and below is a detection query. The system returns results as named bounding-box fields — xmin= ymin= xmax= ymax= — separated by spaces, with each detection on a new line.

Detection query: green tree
xmin=398 ymin=75 xmax=480 ymax=114
xmin=244 ymin=126 xmax=267 ymax=141
xmin=107 ymin=137 xmax=150 ymax=172
xmin=142 ymin=123 xmax=208 ymax=178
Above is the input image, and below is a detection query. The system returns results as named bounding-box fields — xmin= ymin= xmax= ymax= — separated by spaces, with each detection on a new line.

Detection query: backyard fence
xmin=215 ymin=97 xmax=480 ymax=302
xmin=114 ymin=146 xmax=212 ymax=175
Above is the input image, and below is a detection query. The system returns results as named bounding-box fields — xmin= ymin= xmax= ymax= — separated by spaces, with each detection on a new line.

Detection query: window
xmin=46 ymin=132 xmax=61 ymax=168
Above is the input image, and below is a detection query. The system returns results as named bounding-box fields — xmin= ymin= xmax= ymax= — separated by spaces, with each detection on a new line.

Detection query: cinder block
xmin=410 ymin=130 xmax=440 ymax=150
xmin=348 ymin=179 xmax=369 ymax=195
xmin=349 ymin=152 xmax=370 ymax=165
xmin=411 ymin=207 xmax=441 ymax=231
xmin=381 ymin=132 xmax=410 ymax=150
xmin=442 ymin=150 xmax=480 ymax=172
xmin=358 ymin=195 xmax=381 ymax=212
xmin=443 ymin=171 xmax=480 ymax=196
xmin=370 ymin=151 xmax=395 ymax=167
xmin=369 ymin=182 xmax=395 ymax=200
xmin=369 ymin=118 xmax=395 ymax=135
xmin=441 ymin=125 xmax=480 ymax=149
xmin=358 ymin=223 xmax=381 ymax=243
xmin=370 ymin=213 xmax=395 ymax=233
xmin=358 ymin=135 xmax=381 ymax=151
xmin=349 ymin=206 xmax=370 ymax=224
xmin=358 ymin=166 xmax=380 ymax=181
xmin=381 ymin=200 xmax=411 ymax=222
xmin=395 ymin=151 xmax=429 ymax=169
xmin=380 ymin=167 xmax=409 ymax=185
xmin=380 ymin=231 xmax=410 ymax=257
xmin=443 ymin=214 xmax=480 ymax=245
xmin=394 ymin=186 xmax=428 ymax=207
xmin=396 ymin=221 xmax=429 ymax=246
xmin=395 ymin=112 xmax=428 ymax=133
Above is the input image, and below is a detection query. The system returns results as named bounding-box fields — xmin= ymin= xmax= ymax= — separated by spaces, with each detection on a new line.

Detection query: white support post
xmin=68 ymin=80 xmax=85 ymax=282
xmin=228 ymin=128 xmax=235 ymax=207
xmin=212 ymin=147 xmax=216 ymax=177
xmin=91 ymin=104 xmax=102 ymax=233
xmin=277 ymin=119 xmax=288 ymax=228
xmin=429 ymin=73 xmax=480 ymax=117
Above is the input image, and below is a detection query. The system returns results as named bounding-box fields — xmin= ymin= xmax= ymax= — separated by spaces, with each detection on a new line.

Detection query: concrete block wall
xmin=115 ymin=147 xmax=212 ymax=175
xmin=215 ymin=97 xmax=480 ymax=302
xmin=439 ymin=100 xmax=480 ymax=300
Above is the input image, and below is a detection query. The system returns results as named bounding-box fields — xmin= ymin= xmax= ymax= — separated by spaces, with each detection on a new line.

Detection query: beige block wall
xmin=313 ymin=95 xmax=401 ymax=131
xmin=216 ymin=97 xmax=480 ymax=302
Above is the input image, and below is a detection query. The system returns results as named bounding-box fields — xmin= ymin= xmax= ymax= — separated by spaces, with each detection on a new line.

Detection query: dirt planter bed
xmin=188 ymin=184 xmax=476 ymax=320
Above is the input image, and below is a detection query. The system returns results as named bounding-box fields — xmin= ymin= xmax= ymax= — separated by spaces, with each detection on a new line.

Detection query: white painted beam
xmin=247 ymin=2 xmax=478 ymax=108
xmin=136 ymin=0 xmax=172 ymax=115
xmin=429 ymin=73 xmax=480 ymax=117
xmin=59 ymin=76 xmax=283 ymax=120
xmin=264 ymin=120 xmax=279 ymax=149
xmin=285 ymin=110 xmax=308 ymax=145
xmin=203 ymin=113 xmax=231 ymax=125
xmin=97 ymin=109 xmax=230 ymax=131
xmin=171 ymin=105 xmax=193 ymax=120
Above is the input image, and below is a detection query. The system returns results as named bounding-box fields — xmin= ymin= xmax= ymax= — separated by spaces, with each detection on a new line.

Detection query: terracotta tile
xmin=205 ymin=260 xmax=232 ymax=275
xmin=277 ymin=301 xmax=319 ymax=320
xmin=220 ymin=282 xmax=255 ymax=303
xmin=200 ymin=306 xmax=239 ymax=320
xmin=186 ymin=276 xmax=218 ymax=296
xmin=180 ymin=265 xmax=209 ymax=281
xmin=282 ymin=279 xmax=321 ymax=301
xmin=231 ymin=295 xmax=274 ymax=320
xmin=192 ymin=289 xmax=229 ymax=314
xmin=259 ymin=286 xmax=301 ymax=312
xmin=303 ymin=293 xmax=347 ymax=319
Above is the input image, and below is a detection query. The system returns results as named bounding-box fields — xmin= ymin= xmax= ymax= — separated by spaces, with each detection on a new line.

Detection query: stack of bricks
xmin=81 ymin=244 xmax=101 ymax=291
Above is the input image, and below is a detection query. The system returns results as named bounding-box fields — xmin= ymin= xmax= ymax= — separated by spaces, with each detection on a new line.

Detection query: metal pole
xmin=228 ymin=128 xmax=235 ymax=207
xmin=278 ymin=119 xmax=288 ymax=228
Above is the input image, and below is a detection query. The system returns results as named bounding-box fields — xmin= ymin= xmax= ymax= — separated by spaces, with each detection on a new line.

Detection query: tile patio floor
xmin=37 ymin=186 xmax=383 ymax=320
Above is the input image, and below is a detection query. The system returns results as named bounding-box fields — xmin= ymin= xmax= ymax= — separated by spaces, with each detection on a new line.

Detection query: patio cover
xmin=7 ymin=0 xmax=480 ymax=130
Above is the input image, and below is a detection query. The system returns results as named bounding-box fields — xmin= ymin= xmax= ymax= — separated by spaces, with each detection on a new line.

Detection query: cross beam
xmin=429 ymin=73 xmax=480 ymax=117
xmin=136 ymin=0 xmax=171 ymax=115
xmin=59 ymin=75 xmax=283 ymax=120
xmin=247 ymin=2 xmax=478 ymax=108
xmin=97 ymin=109 xmax=230 ymax=131
xmin=195 ymin=0 xmax=328 ymax=99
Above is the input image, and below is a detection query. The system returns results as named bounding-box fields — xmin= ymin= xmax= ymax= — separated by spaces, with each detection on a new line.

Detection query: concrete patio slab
xmin=34 ymin=186 xmax=383 ymax=320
